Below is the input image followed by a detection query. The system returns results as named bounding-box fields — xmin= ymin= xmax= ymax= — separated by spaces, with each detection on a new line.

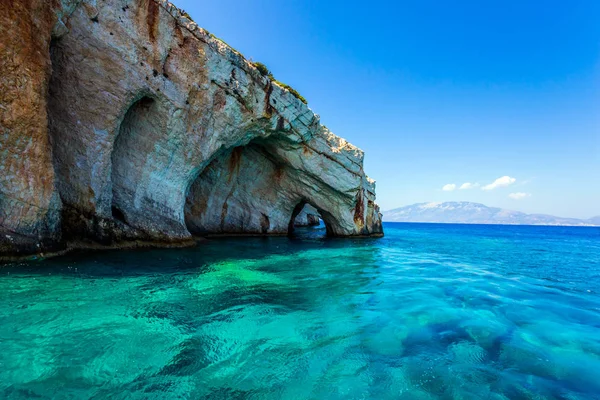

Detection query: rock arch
xmin=185 ymin=141 xmax=295 ymax=236
xmin=111 ymin=96 xmax=164 ymax=229
xmin=46 ymin=0 xmax=382 ymax=244
xmin=288 ymin=202 xmax=331 ymax=237
xmin=292 ymin=204 xmax=321 ymax=228
xmin=183 ymin=132 xmax=374 ymax=238
xmin=2 ymin=0 xmax=382 ymax=258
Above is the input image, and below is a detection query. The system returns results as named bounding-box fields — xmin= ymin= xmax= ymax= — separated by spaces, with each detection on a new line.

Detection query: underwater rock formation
xmin=0 ymin=0 xmax=383 ymax=258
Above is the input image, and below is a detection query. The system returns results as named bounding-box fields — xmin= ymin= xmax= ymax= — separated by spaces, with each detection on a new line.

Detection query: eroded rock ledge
xmin=0 ymin=0 xmax=383 ymax=259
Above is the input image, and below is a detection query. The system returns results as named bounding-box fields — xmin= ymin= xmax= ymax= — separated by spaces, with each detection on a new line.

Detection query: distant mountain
xmin=383 ymin=202 xmax=599 ymax=226
xmin=588 ymin=216 xmax=600 ymax=225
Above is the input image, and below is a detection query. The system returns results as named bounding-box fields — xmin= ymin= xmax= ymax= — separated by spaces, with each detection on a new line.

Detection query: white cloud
xmin=481 ymin=176 xmax=516 ymax=191
xmin=442 ymin=184 xmax=456 ymax=191
xmin=460 ymin=182 xmax=479 ymax=190
xmin=509 ymin=192 xmax=530 ymax=200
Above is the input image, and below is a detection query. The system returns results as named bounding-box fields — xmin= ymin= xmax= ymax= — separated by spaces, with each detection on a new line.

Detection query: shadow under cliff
xmin=1 ymin=226 xmax=383 ymax=278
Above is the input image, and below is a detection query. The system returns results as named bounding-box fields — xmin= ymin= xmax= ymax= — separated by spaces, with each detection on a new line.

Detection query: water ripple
xmin=0 ymin=223 xmax=599 ymax=399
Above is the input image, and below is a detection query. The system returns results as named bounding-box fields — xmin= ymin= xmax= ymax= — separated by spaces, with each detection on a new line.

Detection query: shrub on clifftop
xmin=253 ymin=62 xmax=271 ymax=78
xmin=252 ymin=62 xmax=307 ymax=105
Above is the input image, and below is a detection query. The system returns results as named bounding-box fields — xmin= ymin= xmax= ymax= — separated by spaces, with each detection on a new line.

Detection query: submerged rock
xmin=0 ymin=0 xmax=383 ymax=258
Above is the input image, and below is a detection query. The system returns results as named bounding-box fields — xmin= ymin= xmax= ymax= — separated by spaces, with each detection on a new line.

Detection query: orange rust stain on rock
xmin=168 ymin=34 xmax=208 ymax=133
xmin=174 ymin=25 xmax=184 ymax=47
xmin=213 ymin=89 xmax=226 ymax=111
xmin=365 ymin=202 xmax=374 ymax=229
xmin=263 ymin=80 xmax=274 ymax=117
xmin=228 ymin=147 xmax=243 ymax=177
xmin=273 ymin=165 xmax=284 ymax=182
xmin=354 ymin=191 xmax=365 ymax=225
xmin=86 ymin=187 xmax=97 ymax=211
xmin=302 ymin=145 xmax=312 ymax=156
xmin=0 ymin=0 xmax=60 ymax=233
xmin=188 ymin=193 xmax=208 ymax=217
xmin=147 ymin=0 xmax=160 ymax=42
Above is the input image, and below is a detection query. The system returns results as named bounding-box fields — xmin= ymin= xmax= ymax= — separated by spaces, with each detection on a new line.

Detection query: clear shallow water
xmin=1 ymin=223 xmax=600 ymax=400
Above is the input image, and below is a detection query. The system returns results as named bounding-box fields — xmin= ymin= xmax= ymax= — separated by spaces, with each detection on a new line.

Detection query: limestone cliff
xmin=0 ymin=0 xmax=383 ymax=259
xmin=0 ymin=0 xmax=77 ymax=256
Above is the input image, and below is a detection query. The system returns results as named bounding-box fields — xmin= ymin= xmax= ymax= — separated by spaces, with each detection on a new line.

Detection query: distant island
xmin=384 ymin=202 xmax=599 ymax=226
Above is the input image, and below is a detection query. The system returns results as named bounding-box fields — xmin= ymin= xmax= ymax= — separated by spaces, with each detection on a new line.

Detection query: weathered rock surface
xmin=0 ymin=0 xmax=383 ymax=258
xmin=0 ymin=0 xmax=78 ymax=255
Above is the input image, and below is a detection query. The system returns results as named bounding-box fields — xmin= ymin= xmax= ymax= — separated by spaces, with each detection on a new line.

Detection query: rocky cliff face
xmin=0 ymin=0 xmax=78 ymax=255
xmin=0 ymin=0 xmax=383 ymax=259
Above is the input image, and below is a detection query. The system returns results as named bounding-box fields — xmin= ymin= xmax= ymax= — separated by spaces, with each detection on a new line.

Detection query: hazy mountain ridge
xmin=587 ymin=216 xmax=600 ymax=225
xmin=384 ymin=202 xmax=599 ymax=226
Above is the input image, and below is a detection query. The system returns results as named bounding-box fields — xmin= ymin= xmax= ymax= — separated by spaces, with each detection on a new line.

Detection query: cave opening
xmin=292 ymin=203 xmax=322 ymax=228
xmin=183 ymin=140 xmax=336 ymax=239
xmin=111 ymin=205 xmax=127 ymax=224
xmin=287 ymin=201 xmax=330 ymax=239
xmin=111 ymin=96 xmax=163 ymax=225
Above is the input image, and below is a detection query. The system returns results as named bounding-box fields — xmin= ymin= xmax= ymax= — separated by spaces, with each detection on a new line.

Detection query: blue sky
xmin=176 ymin=0 xmax=599 ymax=218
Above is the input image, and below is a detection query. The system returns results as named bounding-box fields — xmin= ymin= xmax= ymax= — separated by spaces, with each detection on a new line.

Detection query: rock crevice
xmin=0 ymin=0 xmax=383 ymax=259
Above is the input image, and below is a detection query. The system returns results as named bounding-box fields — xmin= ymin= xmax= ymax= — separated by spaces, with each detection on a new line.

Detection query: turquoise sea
xmin=1 ymin=223 xmax=599 ymax=399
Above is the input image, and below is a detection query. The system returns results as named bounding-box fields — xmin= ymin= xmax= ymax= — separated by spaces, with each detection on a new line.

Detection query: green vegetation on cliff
xmin=252 ymin=62 xmax=307 ymax=104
